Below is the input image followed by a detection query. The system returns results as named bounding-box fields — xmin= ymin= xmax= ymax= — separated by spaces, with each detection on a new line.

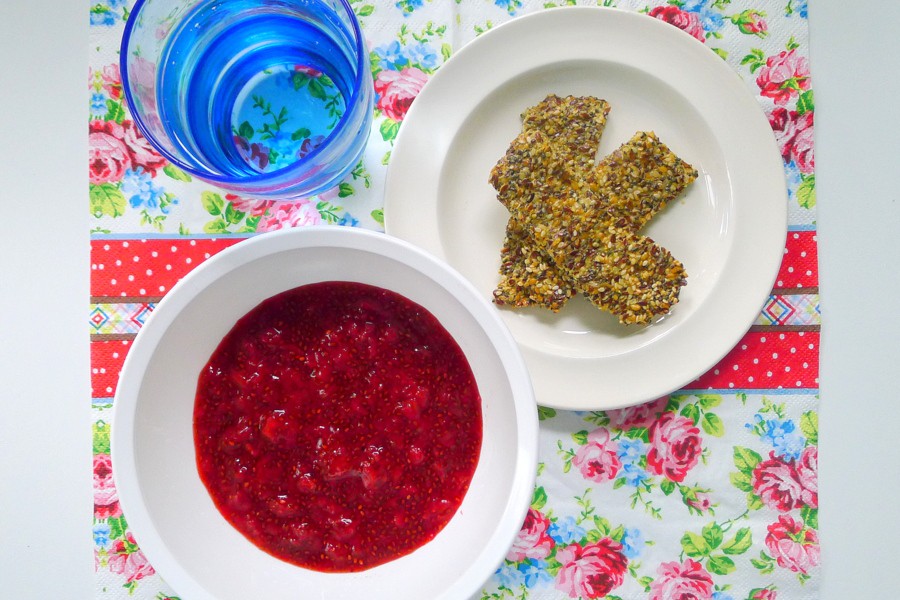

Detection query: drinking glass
xmin=121 ymin=0 xmax=374 ymax=199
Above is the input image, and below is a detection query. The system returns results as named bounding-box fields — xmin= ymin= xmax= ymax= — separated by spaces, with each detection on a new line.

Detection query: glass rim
xmin=119 ymin=0 xmax=371 ymax=189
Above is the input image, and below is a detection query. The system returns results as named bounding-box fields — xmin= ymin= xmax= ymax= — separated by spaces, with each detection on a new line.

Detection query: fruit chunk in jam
xmin=193 ymin=281 xmax=483 ymax=572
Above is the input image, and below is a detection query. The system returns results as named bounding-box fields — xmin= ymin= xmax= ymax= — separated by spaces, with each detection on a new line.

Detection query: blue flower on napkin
xmin=90 ymin=93 xmax=108 ymax=119
xmin=395 ymin=0 xmax=424 ymax=17
xmin=337 ymin=212 xmax=359 ymax=227
xmin=748 ymin=415 xmax=806 ymax=461
xmin=620 ymin=527 xmax=646 ymax=560
xmin=374 ymin=41 xmax=438 ymax=72
xmin=404 ymin=42 xmax=439 ymax=71
xmin=518 ymin=559 xmax=552 ymax=588
xmin=682 ymin=0 xmax=725 ymax=35
xmin=92 ymin=523 xmax=111 ymax=549
xmin=548 ymin=516 xmax=585 ymax=545
xmin=617 ymin=437 xmax=646 ymax=464
xmin=787 ymin=0 xmax=809 ymax=18
xmin=494 ymin=0 xmax=522 ymax=16
xmin=494 ymin=561 xmax=524 ymax=588
xmin=89 ymin=0 xmax=127 ymax=27
xmin=374 ymin=41 xmax=407 ymax=70
xmin=622 ymin=463 xmax=650 ymax=488
xmin=122 ymin=168 xmax=175 ymax=214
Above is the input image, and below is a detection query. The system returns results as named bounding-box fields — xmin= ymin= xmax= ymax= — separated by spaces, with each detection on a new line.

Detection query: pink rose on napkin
xmin=226 ymin=194 xmax=276 ymax=218
xmin=555 ymin=539 xmax=628 ymax=599
xmin=89 ymin=63 xmax=122 ymax=100
xmin=796 ymin=446 xmax=818 ymax=508
xmin=646 ymin=412 xmax=702 ymax=482
xmin=770 ymin=107 xmax=815 ymax=174
xmin=756 ymin=49 xmax=810 ymax=106
xmin=374 ymin=67 xmax=428 ymax=122
xmin=101 ymin=64 xmax=122 ymax=99
xmin=93 ymin=453 xmax=121 ymax=519
xmin=685 ymin=491 xmax=713 ymax=514
xmin=507 ymin=508 xmax=554 ymax=562
xmin=765 ymin=514 xmax=820 ymax=574
xmin=108 ymin=533 xmax=156 ymax=583
xmin=89 ymin=120 xmax=132 ymax=184
xmin=649 ymin=559 xmax=714 ymax=600
xmin=130 ymin=55 xmax=159 ymax=113
xmin=752 ymin=452 xmax=804 ymax=511
xmin=648 ymin=6 xmax=705 ymax=42
xmin=733 ymin=9 xmax=768 ymax=37
xmin=750 ymin=588 xmax=778 ymax=600
xmin=121 ymin=120 xmax=166 ymax=176
xmin=607 ymin=396 xmax=668 ymax=430
xmin=572 ymin=428 xmax=621 ymax=483
xmin=257 ymin=198 xmax=323 ymax=231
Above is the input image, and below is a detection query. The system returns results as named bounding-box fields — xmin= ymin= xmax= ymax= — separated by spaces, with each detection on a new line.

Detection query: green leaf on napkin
xmin=801 ymin=410 xmax=819 ymax=444
xmin=238 ymin=120 xmax=255 ymax=139
xmin=680 ymin=402 xmax=700 ymax=424
xmin=733 ymin=446 xmax=762 ymax=474
xmin=797 ymin=174 xmax=816 ymax=209
xmin=92 ymin=421 xmax=110 ymax=454
xmin=701 ymin=412 xmax=725 ymax=437
xmin=105 ymin=98 xmax=125 ymax=124
xmin=224 ymin=202 xmax=245 ymax=225
xmin=90 ymin=183 xmax=126 ymax=218
xmin=537 ymin=405 xmax=556 ymax=421
xmin=379 ymin=118 xmax=401 ymax=142
xmin=681 ymin=531 xmax=711 ymax=557
xmin=338 ymin=183 xmax=355 ymax=198
xmin=802 ymin=506 xmax=819 ymax=529
xmin=163 ymin=164 xmax=192 ymax=182
xmin=797 ymin=89 xmax=815 ymax=115
xmin=702 ymin=522 xmax=724 ymax=549
xmin=722 ymin=527 xmax=753 ymax=555
xmin=695 ymin=394 xmax=722 ymax=408
xmin=531 ymin=486 xmax=547 ymax=510
xmin=202 ymin=191 xmax=225 ymax=216
xmin=707 ymin=554 xmax=736 ymax=575
xmin=729 ymin=470 xmax=753 ymax=492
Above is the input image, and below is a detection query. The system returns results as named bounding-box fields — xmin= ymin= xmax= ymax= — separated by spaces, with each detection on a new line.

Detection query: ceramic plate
xmin=383 ymin=7 xmax=787 ymax=410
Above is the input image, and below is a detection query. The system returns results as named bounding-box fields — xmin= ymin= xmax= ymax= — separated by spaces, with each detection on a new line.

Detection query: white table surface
xmin=1 ymin=0 xmax=898 ymax=597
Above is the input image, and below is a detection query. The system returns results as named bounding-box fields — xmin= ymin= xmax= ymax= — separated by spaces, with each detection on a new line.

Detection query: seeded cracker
xmin=587 ymin=131 xmax=698 ymax=230
xmin=491 ymin=129 xmax=690 ymax=325
xmin=492 ymin=95 xmax=611 ymax=310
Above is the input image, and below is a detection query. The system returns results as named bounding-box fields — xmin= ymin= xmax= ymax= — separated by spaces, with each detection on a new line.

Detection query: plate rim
xmin=384 ymin=6 xmax=787 ymax=410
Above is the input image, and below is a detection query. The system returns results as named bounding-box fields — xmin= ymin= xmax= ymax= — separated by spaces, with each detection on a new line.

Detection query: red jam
xmin=193 ymin=281 xmax=483 ymax=572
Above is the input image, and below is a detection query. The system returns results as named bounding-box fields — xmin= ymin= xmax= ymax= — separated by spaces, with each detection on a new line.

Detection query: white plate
xmin=383 ymin=7 xmax=787 ymax=411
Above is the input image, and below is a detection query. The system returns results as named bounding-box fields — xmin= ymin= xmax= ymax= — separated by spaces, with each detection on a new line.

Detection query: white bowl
xmin=112 ymin=226 xmax=538 ymax=600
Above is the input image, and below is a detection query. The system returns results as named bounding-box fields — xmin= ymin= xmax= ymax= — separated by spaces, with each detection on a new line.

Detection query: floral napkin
xmin=89 ymin=0 xmax=818 ymax=599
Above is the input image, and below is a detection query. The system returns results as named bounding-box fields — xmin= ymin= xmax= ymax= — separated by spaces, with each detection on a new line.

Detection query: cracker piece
xmin=493 ymin=130 xmax=687 ymax=325
xmin=493 ymin=95 xmax=610 ymax=309
xmin=521 ymin=94 xmax=611 ymax=176
xmin=492 ymin=219 xmax=575 ymax=311
xmin=587 ymin=131 xmax=698 ymax=230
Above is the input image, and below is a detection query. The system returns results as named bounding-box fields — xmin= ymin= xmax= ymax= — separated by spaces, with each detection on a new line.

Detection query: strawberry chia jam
xmin=193 ymin=281 xmax=483 ymax=572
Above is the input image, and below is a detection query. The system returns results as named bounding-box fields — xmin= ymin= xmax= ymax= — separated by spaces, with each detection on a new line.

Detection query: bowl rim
xmin=111 ymin=226 xmax=539 ymax=600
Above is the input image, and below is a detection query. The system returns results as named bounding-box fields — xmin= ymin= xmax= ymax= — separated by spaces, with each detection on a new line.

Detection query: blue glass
xmin=121 ymin=0 xmax=373 ymax=199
